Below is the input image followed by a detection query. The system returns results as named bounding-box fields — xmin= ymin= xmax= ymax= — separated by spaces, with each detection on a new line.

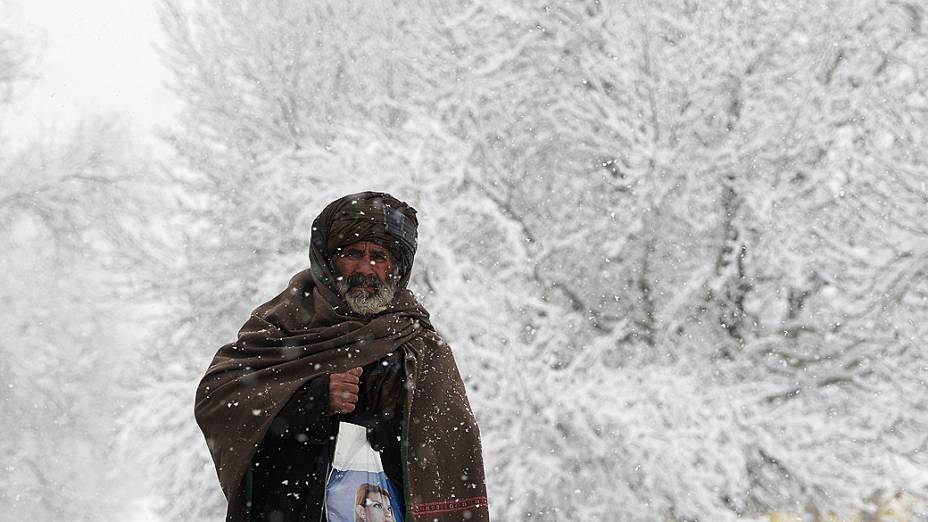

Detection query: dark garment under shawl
xmin=249 ymin=350 xmax=407 ymax=521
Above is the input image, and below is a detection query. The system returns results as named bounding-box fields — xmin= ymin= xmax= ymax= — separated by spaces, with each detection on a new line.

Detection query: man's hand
xmin=328 ymin=367 xmax=362 ymax=414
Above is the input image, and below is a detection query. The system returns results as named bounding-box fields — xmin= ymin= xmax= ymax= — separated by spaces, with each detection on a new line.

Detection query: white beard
xmin=336 ymin=277 xmax=398 ymax=316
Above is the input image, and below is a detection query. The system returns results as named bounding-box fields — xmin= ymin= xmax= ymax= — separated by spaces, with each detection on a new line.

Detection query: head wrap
xmin=310 ymin=192 xmax=418 ymax=290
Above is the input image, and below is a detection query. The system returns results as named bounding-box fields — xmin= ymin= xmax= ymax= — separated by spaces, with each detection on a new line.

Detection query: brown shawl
xmin=194 ymin=269 xmax=489 ymax=521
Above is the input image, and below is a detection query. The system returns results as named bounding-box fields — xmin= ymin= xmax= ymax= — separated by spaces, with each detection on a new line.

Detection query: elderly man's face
xmin=334 ymin=241 xmax=396 ymax=289
xmin=334 ymin=241 xmax=399 ymax=315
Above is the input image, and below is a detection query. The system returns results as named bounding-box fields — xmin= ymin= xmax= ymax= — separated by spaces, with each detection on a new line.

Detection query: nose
xmin=355 ymin=256 xmax=376 ymax=276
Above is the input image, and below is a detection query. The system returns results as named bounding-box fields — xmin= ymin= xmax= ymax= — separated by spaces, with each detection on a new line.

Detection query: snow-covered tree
xmin=0 ymin=3 xmax=172 ymax=519
xmin=139 ymin=0 xmax=927 ymax=520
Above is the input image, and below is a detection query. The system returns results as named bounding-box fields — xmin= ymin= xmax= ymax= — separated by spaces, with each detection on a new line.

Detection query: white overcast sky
xmin=10 ymin=0 xmax=175 ymax=142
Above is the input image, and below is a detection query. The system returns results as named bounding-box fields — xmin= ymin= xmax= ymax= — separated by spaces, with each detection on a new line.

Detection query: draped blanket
xmin=195 ymin=269 xmax=489 ymax=521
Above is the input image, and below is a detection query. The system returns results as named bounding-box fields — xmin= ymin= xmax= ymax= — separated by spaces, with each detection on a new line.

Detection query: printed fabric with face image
xmin=355 ymin=483 xmax=395 ymax=522
xmin=325 ymin=422 xmax=403 ymax=522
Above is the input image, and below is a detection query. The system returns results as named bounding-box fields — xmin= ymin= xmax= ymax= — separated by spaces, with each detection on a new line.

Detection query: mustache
xmin=345 ymin=273 xmax=383 ymax=290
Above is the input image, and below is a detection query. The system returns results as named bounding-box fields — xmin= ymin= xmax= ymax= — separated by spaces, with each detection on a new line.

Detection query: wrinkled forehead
xmin=337 ymin=241 xmax=394 ymax=258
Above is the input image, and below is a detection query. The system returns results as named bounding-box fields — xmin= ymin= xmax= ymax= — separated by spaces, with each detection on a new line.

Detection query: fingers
xmin=331 ymin=367 xmax=362 ymax=385
xmin=329 ymin=367 xmax=363 ymax=414
xmin=332 ymin=382 xmax=359 ymax=397
xmin=331 ymin=398 xmax=358 ymax=413
xmin=330 ymin=394 xmax=358 ymax=413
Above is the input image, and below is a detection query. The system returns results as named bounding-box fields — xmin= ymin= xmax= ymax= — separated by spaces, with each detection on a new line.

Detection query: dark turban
xmin=309 ymin=191 xmax=418 ymax=290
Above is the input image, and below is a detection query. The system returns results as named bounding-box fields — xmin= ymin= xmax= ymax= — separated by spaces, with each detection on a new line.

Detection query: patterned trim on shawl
xmin=410 ymin=496 xmax=489 ymax=519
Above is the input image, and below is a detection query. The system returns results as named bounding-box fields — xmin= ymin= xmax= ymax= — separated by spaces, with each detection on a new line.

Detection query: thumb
xmin=348 ymin=367 xmax=363 ymax=377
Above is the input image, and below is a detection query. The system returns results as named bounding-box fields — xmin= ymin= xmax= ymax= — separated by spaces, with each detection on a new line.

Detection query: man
xmin=355 ymin=484 xmax=395 ymax=522
xmin=195 ymin=192 xmax=489 ymax=522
